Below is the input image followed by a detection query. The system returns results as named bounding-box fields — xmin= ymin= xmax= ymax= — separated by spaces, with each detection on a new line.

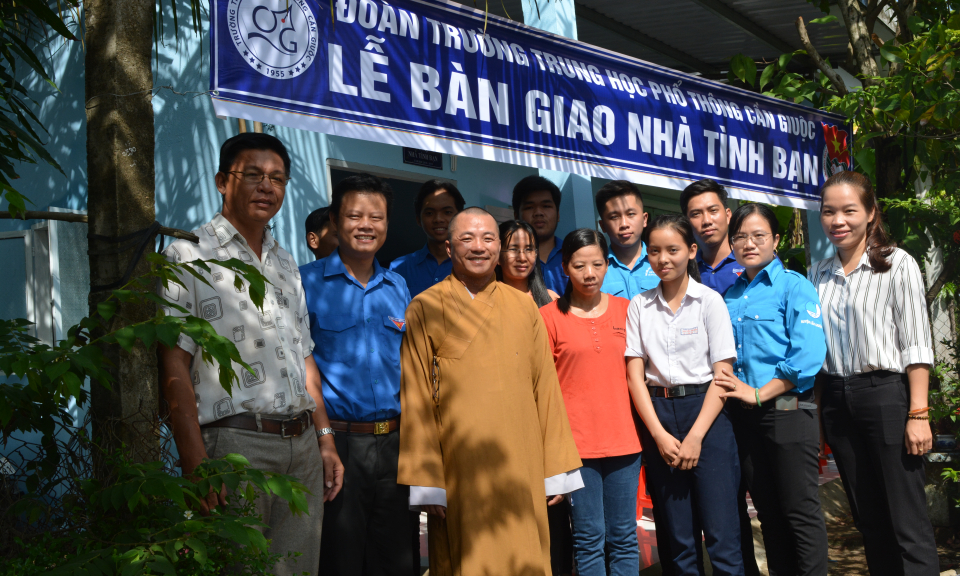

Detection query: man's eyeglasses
xmin=227 ymin=171 xmax=291 ymax=189
xmin=731 ymin=232 xmax=773 ymax=246
xmin=504 ymin=247 xmax=537 ymax=257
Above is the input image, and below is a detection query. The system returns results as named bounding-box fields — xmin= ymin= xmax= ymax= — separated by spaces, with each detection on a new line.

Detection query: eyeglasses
xmin=227 ymin=170 xmax=291 ymax=189
xmin=504 ymin=247 xmax=537 ymax=258
xmin=731 ymin=232 xmax=772 ymax=246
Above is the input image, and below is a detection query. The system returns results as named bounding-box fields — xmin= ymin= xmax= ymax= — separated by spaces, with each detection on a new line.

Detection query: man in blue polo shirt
xmin=513 ymin=175 xmax=567 ymax=294
xmin=680 ymin=179 xmax=745 ymax=297
xmin=596 ymin=180 xmax=660 ymax=299
xmin=389 ymin=179 xmax=464 ymax=297
xmin=300 ymin=173 xmax=417 ymax=576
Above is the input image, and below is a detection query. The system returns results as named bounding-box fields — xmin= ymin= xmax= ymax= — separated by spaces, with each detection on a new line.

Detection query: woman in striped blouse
xmin=811 ymin=171 xmax=938 ymax=576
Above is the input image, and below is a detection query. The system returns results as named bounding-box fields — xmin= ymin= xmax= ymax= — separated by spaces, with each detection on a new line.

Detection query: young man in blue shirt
xmin=596 ymin=180 xmax=660 ymax=299
xmin=513 ymin=176 xmax=567 ymax=294
xmin=300 ymin=173 xmax=417 ymax=576
xmin=680 ymin=179 xmax=745 ymax=296
xmin=389 ymin=179 xmax=464 ymax=297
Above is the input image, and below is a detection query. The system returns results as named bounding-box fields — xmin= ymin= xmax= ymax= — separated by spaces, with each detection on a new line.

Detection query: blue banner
xmin=210 ymin=0 xmax=853 ymax=208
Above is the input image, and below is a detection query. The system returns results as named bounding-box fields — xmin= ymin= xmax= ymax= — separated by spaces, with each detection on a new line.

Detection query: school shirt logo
xmin=733 ymin=267 xmax=745 ymax=276
xmin=390 ymin=317 xmax=406 ymax=330
xmin=805 ymin=302 xmax=822 ymax=319
xmin=228 ymin=0 xmax=318 ymax=80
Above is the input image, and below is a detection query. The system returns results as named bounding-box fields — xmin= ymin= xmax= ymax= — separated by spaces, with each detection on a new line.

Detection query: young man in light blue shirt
xmin=389 ymin=179 xmax=464 ymax=297
xmin=596 ymin=180 xmax=660 ymax=300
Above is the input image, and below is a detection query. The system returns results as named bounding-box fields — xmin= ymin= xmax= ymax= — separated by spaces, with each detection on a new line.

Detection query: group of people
xmin=159 ymin=132 xmax=940 ymax=576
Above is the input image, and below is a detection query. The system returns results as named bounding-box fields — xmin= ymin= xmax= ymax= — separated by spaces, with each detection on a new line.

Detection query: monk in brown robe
xmin=398 ymin=207 xmax=583 ymax=576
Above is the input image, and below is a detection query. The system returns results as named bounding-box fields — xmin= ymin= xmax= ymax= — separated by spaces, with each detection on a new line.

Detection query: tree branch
xmin=796 ymin=17 xmax=849 ymax=97
xmin=927 ymin=251 xmax=958 ymax=307
xmin=0 ymin=211 xmax=199 ymax=243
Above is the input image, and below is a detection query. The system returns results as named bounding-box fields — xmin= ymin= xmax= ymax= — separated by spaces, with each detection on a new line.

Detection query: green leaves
xmin=728 ymin=54 xmax=757 ymax=87
xmin=808 ymin=15 xmax=838 ymax=24
xmin=33 ymin=453 xmax=311 ymax=576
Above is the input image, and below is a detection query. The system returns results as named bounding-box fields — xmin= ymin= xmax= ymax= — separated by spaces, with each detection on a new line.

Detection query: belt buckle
xmin=374 ymin=421 xmax=390 ymax=435
xmin=280 ymin=417 xmax=301 ymax=439
xmin=740 ymin=401 xmax=754 ymax=410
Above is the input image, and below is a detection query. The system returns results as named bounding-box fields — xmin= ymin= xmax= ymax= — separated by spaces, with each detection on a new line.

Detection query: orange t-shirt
xmin=539 ymin=296 xmax=642 ymax=459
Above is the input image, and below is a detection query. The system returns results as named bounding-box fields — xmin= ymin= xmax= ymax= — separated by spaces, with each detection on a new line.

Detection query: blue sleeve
xmin=774 ymin=276 xmax=827 ymax=393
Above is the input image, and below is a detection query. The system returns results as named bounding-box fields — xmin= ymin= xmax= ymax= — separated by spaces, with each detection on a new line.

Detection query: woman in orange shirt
xmin=540 ymin=229 xmax=643 ymax=576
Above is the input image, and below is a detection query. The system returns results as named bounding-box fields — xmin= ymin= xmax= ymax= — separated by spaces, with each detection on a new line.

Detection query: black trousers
xmin=319 ymin=429 xmax=420 ymax=576
xmin=729 ymin=399 xmax=828 ymax=576
xmin=548 ymin=497 xmax=573 ymax=575
xmin=820 ymin=371 xmax=939 ymax=576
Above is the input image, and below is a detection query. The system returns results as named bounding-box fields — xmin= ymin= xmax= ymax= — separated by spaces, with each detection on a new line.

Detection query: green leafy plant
xmin=3 ymin=444 xmax=310 ymax=576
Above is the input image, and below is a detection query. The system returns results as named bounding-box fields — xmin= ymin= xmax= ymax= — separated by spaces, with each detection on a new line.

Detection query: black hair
xmin=305 ymin=207 xmax=332 ymax=237
xmin=646 ymin=214 xmax=702 ymax=283
xmin=679 ymin=178 xmax=729 ymax=216
xmin=821 ymin=171 xmax=895 ymax=273
xmin=728 ymin=203 xmax=779 ymax=239
xmin=595 ymin=180 xmax=644 ymax=218
xmin=330 ymin=173 xmax=394 ymax=219
xmin=218 ymin=132 xmax=291 ymax=175
xmin=495 ymin=220 xmax=553 ymax=307
xmin=557 ymin=228 xmax=609 ymax=314
xmin=511 ymin=175 xmax=561 ymax=219
xmin=414 ymin=180 xmax=466 ymax=219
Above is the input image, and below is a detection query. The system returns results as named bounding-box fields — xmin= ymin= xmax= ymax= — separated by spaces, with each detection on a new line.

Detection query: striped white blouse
xmin=808 ymin=248 xmax=934 ymax=377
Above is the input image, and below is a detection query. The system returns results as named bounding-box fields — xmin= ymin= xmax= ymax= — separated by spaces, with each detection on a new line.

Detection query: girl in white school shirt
xmin=811 ymin=171 xmax=938 ymax=576
xmin=625 ymin=214 xmax=742 ymax=576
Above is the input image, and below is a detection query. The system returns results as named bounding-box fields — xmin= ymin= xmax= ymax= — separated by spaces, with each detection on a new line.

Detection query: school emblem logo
xmin=821 ymin=123 xmax=852 ymax=181
xmin=733 ymin=267 xmax=745 ymax=277
xmin=390 ymin=317 xmax=406 ymax=330
xmin=805 ymin=302 xmax=822 ymax=319
xmin=228 ymin=0 xmax=319 ymax=79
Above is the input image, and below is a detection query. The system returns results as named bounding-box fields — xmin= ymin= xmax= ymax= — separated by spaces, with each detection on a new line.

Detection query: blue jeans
xmin=568 ymin=452 xmax=642 ymax=576
xmin=640 ymin=394 xmax=744 ymax=576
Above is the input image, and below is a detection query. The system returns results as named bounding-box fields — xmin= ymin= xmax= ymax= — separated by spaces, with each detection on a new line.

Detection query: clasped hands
xmin=652 ymin=367 xmax=750 ymax=471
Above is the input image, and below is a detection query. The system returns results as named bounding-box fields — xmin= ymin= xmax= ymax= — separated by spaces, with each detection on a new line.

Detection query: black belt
xmin=202 ymin=411 xmax=311 ymax=438
xmin=329 ymin=417 xmax=400 ymax=435
xmin=739 ymin=388 xmax=817 ymax=411
xmin=820 ymin=370 xmax=901 ymax=385
xmin=648 ymin=382 xmax=711 ymax=398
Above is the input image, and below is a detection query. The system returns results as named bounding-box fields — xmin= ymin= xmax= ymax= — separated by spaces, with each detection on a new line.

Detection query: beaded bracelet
xmin=907 ymin=415 xmax=929 ymax=421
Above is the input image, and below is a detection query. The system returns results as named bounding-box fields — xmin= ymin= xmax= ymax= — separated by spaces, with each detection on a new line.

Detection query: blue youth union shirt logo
xmin=805 ymin=302 xmax=821 ymax=319
xmin=228 ymin=0 xmax=319 ymax=79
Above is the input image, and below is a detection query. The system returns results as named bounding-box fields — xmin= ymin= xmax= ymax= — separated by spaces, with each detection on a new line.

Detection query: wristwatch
xmin=316 ymin=427 xmax=335 ymax=439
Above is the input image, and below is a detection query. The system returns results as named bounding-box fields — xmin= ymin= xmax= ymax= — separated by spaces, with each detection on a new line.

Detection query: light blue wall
xmin=1 ymin=23 xmax=88 ymax=230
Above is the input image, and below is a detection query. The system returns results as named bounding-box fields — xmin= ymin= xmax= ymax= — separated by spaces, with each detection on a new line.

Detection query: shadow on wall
xmin=153 ymin=0 xmax=330 ymax=266
xmin=3 ymin=18 xmax=88 ymax=231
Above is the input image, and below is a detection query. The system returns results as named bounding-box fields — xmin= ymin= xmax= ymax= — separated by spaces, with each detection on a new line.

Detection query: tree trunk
xmin=875 ymin=136 xmax=904 ymax=199
xmin=84 ymin=0 xmax=159 ymax=465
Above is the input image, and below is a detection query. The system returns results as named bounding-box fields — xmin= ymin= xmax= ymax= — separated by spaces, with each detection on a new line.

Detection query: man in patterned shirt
xmin=159 ymin=133 xmax=343 ymax=576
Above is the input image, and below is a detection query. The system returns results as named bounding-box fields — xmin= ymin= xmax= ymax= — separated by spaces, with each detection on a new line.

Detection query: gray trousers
xmin=202 ymin=423 xmax=325 ymax=576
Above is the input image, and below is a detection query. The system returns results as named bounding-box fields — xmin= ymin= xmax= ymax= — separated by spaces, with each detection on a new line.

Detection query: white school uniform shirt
xmin=808 ymin=247 xmax=934 ymax=377
xmin=625 ymin=279 xmax=737 ymax=386
xmin=160 ymin=213 xmax=316 ymax=425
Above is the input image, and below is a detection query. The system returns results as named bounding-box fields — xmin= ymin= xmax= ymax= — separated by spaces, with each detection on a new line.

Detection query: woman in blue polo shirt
xmin=713 ymin=203 xmax=828 ymax=576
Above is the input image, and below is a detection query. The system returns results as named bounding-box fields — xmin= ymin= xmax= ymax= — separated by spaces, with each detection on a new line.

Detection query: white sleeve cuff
xmin=409 ymin=486 xmax=447 ymax=510
xmin=544 ymin=469 xmax=584 ymax=496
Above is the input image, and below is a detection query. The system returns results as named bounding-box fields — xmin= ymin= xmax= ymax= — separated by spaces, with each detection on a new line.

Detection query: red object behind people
xmin=540 ymin=296 xmax=642 ymax=459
